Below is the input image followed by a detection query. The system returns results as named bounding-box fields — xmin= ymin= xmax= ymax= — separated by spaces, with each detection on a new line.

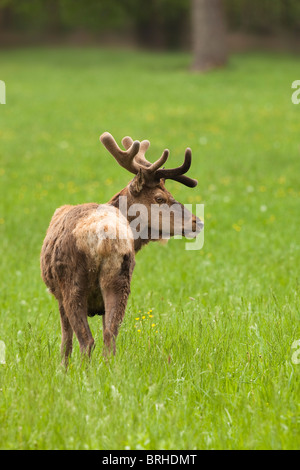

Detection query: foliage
xmin=224 ymin=0 xmax=300 ymax=33
xmin=0 ymin=0 xmax=300 ymax=47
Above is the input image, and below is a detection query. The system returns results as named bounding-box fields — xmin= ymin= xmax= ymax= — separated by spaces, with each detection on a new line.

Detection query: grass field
xmin=0 ymin=47 xmax=299 ymax=450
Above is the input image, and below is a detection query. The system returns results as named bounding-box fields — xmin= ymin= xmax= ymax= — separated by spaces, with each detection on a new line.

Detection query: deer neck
xmin=107 ymin=187 xmax=150 ymax=253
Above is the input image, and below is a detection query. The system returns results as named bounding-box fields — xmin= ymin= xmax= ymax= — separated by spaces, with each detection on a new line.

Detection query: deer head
xmin=100 ymin=132 xmax=204 ymax=248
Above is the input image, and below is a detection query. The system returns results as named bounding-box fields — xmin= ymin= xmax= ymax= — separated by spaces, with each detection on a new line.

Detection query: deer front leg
xmin=100 ymin=253 xmax=135 ymax=355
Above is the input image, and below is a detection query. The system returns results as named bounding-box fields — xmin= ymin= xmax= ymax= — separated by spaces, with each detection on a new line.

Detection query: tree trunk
xmin=134 ymin=0 xmax=165 ymax=49
xmin=0 ymin=5 xmax=14 ymax=32
xmin=46 ymin=0 xmax=61 ymax=34
xmin=191 ymin=0 xmax=228 ymax=71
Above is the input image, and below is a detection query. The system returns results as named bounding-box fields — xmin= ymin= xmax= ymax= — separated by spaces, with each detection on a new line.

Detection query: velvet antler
xmin=100 ymin=132 xmax=197 ymax=188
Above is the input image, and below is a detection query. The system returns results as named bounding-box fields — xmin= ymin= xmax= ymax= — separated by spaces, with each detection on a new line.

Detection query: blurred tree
xmin=60 ymin=0 xmax=128 ymax=32
xmin=0 ymin=0 xmax=14 ymax=31
xmin=46 ymin=0 xmax=61 ymax=33
xmin=191 ymin=0 xmax=228 ymax=71
xmin=130 ymin=0 xmax=189 ymax=49
xmin=0 ymin=0 xmax=299 ymax=47
xmin=131 ymin=0 xmax=164 ymax=48
xmin=224 ymin=0 xmax=300 ymax=34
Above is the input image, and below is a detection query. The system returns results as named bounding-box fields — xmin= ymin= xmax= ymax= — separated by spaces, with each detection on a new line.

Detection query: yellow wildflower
xmin=278 ymin=176 xmax=286 ymax=185
xmin=233 ymin=224 xmax=241 ymax=232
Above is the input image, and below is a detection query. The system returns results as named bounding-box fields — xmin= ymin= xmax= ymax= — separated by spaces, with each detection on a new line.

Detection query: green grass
xmin=0 ymin=47 xmax=299 ymax=450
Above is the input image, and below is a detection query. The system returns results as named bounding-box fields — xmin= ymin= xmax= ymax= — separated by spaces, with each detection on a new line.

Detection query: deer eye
xmin=155 ymin=196 xmax=166 ymax=204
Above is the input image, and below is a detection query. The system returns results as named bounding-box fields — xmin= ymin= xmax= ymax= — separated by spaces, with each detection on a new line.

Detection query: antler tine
xmin=166 ymin=174 xmax=198 ymax=188
xmin=144 ymin=149 xmax=170 ymax=173
xmin=122 ymin=136 xmax=169 ymax=173
xmin=121 ymin=136 xmax=134 ymax=150
xmin=135 ymin=140 xmax=151 ymax=167
xmin=122 ymin=137 xmax=152 ymax=168
xmin=156 ymin=148 xmax=191 ymax=178
xmin=100 ymin=132 xmax=141 ymax=174
xmin=155 ymin=148 xmax=198 ymax=188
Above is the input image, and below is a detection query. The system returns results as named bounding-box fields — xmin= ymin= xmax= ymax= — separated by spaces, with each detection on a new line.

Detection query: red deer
xmin=40 ymin=133 xmax=203 ymax=364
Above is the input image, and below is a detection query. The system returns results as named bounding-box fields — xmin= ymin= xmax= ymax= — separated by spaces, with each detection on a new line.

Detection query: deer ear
xmin=129 ymin=169 xmax=146 ymax=196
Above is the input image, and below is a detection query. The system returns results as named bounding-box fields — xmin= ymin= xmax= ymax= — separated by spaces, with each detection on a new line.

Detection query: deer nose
xmin=197 ymin=219 xmax=204 ymax=231
xmin=193 ymin=217 xmax=204 ymax=233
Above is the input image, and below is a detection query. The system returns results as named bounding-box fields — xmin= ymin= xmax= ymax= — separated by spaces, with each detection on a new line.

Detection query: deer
xmin=40 ymin=132 xmax=204 ymax=365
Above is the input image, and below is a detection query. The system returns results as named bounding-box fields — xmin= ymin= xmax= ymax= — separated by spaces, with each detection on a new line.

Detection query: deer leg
xmin=59 ymin=302 xmax=73 ymax=366
xmin=102 ymin=314 xmax=106 ymax=335
xmin=100 ymin=253 xmax=135 ymax=355
xmin=62 ymin=294 xmax=95 ymax=357
xmin=101 ymin=286 xmax=130 ymax=355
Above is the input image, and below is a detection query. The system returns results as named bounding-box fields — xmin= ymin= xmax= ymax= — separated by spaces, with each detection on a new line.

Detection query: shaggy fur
xmin=41 ymin=203 xmax=135 ymax=360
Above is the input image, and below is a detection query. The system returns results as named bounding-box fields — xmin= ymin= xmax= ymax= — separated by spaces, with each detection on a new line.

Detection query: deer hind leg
xmin=62 ymin=292 xmax=95 ymax=358
xmin=100 ymin=253 xmax=135 ymax=355
xmin=59 ymin=301 xmax=73 ymax=366
xmin=101 ymin=288 xmax=130 ymax=355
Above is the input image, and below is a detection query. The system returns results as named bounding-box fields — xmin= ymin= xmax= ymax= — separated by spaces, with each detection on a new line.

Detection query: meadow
xmin=0 ymin=47 xmax=299 ymax=450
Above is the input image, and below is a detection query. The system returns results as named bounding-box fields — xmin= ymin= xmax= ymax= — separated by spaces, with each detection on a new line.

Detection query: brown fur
xmin=41 ymin=202 xmax=135 ymax=363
